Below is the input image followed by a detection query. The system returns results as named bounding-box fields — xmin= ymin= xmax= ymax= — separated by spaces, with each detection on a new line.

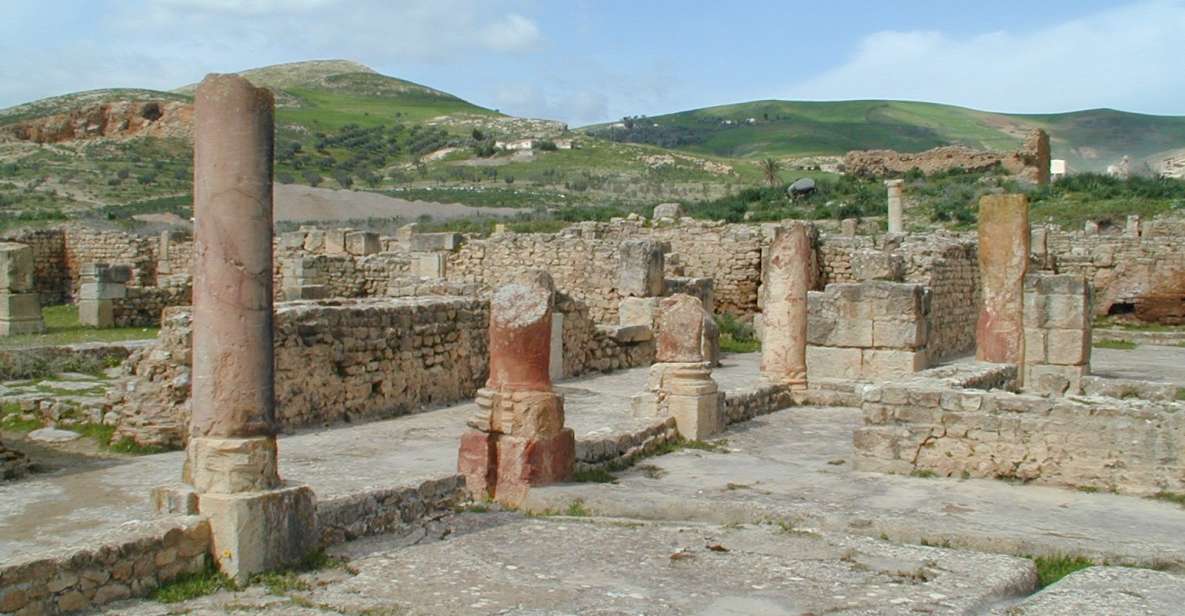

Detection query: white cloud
xmin=480 ymin=14 xmax=541 ymax=53
xmin=784 ymin=0 xmax=1185 ymax=115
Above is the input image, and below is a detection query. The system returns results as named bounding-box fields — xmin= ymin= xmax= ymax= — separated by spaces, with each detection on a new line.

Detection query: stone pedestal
xmin=0 ymin=242 xmax=43 ymax=336
xmin=199 ymin=484 xmax=317 ymax=584
xmin=78 ymin=263 xmax=130 ymax=328
xmin=761 ymin=224 xmax=810 ymax=388
xmin=885 ymin=179 xmax=904 ymax=233
xmin=1022 ymin=274 xmax=1092 ymax=395
xmin=458 ymin=271 xmax=573 ymax=506
xmin=976 ymin=194 xmax=1030 ymax=364
xmin=664 ymin=364 xmax=721 ymax=440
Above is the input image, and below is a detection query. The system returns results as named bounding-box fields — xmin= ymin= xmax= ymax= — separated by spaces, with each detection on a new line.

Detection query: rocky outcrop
xmin=3 ymin=100 xmax=192 ymax=143
xmin=844 ymin=129 xmax=1050 ymax=184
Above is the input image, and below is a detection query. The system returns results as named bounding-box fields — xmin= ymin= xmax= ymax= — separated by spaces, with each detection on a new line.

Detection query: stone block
xmin=79 ymin=282 xmax=127 ymax=300
xmin=1023 ymin=328 xmax=1047 ymax=364
xmin=862 ymin=349 xmax=927 ymax=378
xmin=1042 ymin=294 xmax=1090 ymax=330
xmin=278 ymin=231 xmax=306 ymax=250
xmin=619 ymin=297 xmax=660 ymax=328
xmin=282 ymin=285 xmax=329 ymax=301
xmin=607 ymin=324 xmax=652 ymax=343
xmin=0 ymin=242 xmax=34 ymax=292
xmin=492 ymin=429 xmax=575 ymax=506
xmin=185 ymin=436 xmax=280 ymax=494
xmin=668 ymin=391 xmax=721 ymax=440
xmin=1024 ymin=364 xmax=1088 ymax=396
xmin=344 ymin=231 xmax=380 ymax=256
xmin=79 ymin=299 xmax=114 ymax=328
xmin=808 ymin=316 xmax=873 ymax=348
xmin=977 ymin=194 xmax=1029 ymax=363
xmin=302 ymin=229 xmax=325 ymax=252
xmin=872 ymin=319 xmax=926 ymax=349
xmin=851 ymin=250 xmax=904 ymax=282
xmin=0 ymin=291 xmax=44 ymax=335
xmin=653 ymin=202 xmax=683 ymax=220
xmin=325 ymin=229 xmax=350 ymax=254
xmin=630 ymin=392 xmax=660 ymax=418
xmin=1046 ymin=328 xmax=1090 ymax=366
xmin=198 ymin=483 xmax=317 ymax=584
xmin=151 ymin=484 xmax=199 ymax=514
xmin=409 ymin=232 xmax=462 ymax=252
xmin=617 ymin=239 xmax=665 ymax=297
xmin=656 ymin=294 xmax=706 ymax=362
xmin=411 ymin=252 xmax=447 ymax=278
xmin=806 ymin=345 xmax=862 ymax=381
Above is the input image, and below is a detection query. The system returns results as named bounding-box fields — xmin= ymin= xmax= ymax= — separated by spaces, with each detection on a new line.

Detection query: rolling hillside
xmin=584 ymin=99 xmax=1185 ymax=172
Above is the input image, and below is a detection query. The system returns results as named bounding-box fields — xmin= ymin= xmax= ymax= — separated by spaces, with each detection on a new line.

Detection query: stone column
xmin=0 ymin=242 xmax=44 ymax=336
xmin=885 ymin=179 xmax=905 ymax=233
xmin=458 ymin=271 xmax=574 ymax=506
xmin=632 ymin=294 xmax=721 ymax=440
xmin=157 ymin=230 xmax=173 ymax=276
xmin=1126 ymin=215 xmax=1141 ymax=238
xmin=760 ymin=223 xmax=810 ymax=388
xmin=1022 ymin=274 xmax=1091 ymax=395
xmin=185 ymin=74 xmax=314 ymax=583
xmin=976 ymin=194 xmax=1030 ymax=364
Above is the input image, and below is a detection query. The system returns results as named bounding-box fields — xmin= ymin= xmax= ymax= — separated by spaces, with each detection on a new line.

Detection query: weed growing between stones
xmin=1176 ymin=388 xmax=1185 ymax=401
xmin=910 ymin=469 xmax=938 ymax=479
xmin=0 ymin=402 xmax=40 ymax=432
xmin=1030 ymin=554 xmax=1094 ymax=588
xmin=565 ymin=499 xmax=590 ymax=517
xmin=1093 ymin=339 xmax=1137 ymax=350
xmin=1150 ymin=491 xmax=1185 ymax=509
xmin=151 ymin=561 xmax=233 ymax=603
xmin=571 ymin=468 xmax=618 ymax=483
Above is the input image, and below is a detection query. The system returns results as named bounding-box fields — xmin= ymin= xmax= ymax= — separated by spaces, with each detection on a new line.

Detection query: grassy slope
xmin=585 ymin=99 xmax=1185 ymax=172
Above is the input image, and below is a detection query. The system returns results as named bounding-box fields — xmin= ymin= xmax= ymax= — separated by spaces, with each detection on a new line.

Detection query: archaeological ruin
xmin=2 ymin=76 xmax=1185 ymax=615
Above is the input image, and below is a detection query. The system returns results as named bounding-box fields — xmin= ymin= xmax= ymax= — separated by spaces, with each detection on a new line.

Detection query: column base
xmin=185 ymin=436 xmax=280 ymax=494
xmin=198 ymin=483 xmax=317 ymax=584
xmin=458 ymin=429 xmax=575 ymax=507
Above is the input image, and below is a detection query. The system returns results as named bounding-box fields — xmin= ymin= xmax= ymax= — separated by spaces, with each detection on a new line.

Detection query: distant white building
xmin=1050 ymin=159 xmax=1068 ymax=181
xmin=495 ymin=138 xmax=536 ymax=151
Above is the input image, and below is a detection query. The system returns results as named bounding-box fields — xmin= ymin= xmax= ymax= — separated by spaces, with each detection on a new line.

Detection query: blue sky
xmin=1 ymin=0 xmax=1182 ymax=124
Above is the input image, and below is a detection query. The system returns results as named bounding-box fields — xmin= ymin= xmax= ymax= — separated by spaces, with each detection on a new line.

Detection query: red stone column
xmin=976 ymin=194 xmax=1030 ymax=364
xmin=761 ymin=223 xmax=810 ymax=388
xmin=186 ymin=74 xmax=280 ymax=494
xmin=459 ymin=271 xmax=574 ymax=505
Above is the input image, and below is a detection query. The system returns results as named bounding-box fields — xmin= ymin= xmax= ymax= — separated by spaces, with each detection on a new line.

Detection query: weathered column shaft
xmin=885 ymin=179 xmax=904 ymax=233
xmin=761 ymin=223 xmax=810 ymax=386
xmin=976 ymin=194 xmax=1030 ymax=364
xmin=487 ymin=270 xmax=555 ymax=392
xmin=190 ymin=74 xmax=277 ymax=441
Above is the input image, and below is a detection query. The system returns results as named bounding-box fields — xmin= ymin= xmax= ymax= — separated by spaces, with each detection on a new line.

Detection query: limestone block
xmin=656 ymin=294 xmax=705 ymax=362
xmin=0 ymin=291 xmax=44 ymax=335
xmin=278 ymin=231 xmax=306 ymax=250
xmin=872 ymin=318 xmax=927 ymax=349
xmin=630 ymin=391 xmax=660 ymax=417
xmin=1046 ymin=328 xmax=1090 ymax=366
xmin=345 ymin=231 xmax=380 ymax=256
xmin=79 ymin=282 xmax=127 ymax=300
xmin=282 ymin=285 xmax=329 ymax=301
xmin=809 ymin=317 xmax=873 ymax=348
xmin=493 ymin=429 xmax=575 ymax=506
xmin=1025 ymin=364 xmax=1087 ymax=395
xmin=185 ymin=436 xmax=280 ymax=494
xmin=410 ymin=232 xmax=462 ymax=252
xmin=862 ymin=349 xmax=927 ymax=378
xmin=806 ymin=345 xmax=862 ymax=381
xmin=199 ymin=483 xmax=317 ymax=583
xmin=607 ymin=324 xmax=652 ymax=343
xmin=617 ymin=239 xmax=665 ymax=297
xmin=411 ymin=252 xmax=447 ymax=278
xmin=79 ymin=299 xmax=114 ymax=328
xmin=1023 ymin=328 xmax=1047 ymax=364
xmin=325 ymin=229 xmax=351 ymax=254
xmin=619 ymin=297 xmax=660 ymax=328
xmin=151 ymin=484 xmax=199 ymax=514
xmin=1042 ymin=295 xmax=1090 ymax=330
xmin=668 ymin=391 xmax=721 ymax=440
xmin=302 ymin=229 xmax=325 ymax=252
xmin=0 ymin=242 xmax=34 ymax=292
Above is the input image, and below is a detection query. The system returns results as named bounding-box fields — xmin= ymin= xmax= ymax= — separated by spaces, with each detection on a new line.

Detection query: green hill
xmin=583 ymin=99 xmax=1185 ymax=172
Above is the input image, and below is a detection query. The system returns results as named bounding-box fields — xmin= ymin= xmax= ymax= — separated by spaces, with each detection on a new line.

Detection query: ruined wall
xmin=0 ymin=228 xmax=68 ymax=304
xmin=111 ymin=294 xmax=654 ymax=448
xmin=63 ymin=228 xmax=157 ymax=292
xmin=111 ymin=282 xmax=192 ymax=328
xmin=843 ymin=129 xmax=1050 ymax=184
xmin=854 ymin=363 xmax=1185 ymax=495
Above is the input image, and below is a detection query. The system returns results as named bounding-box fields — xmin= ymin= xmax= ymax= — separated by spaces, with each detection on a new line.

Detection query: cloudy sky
xmin=1 ymin=0 xmax=1182 ymax=125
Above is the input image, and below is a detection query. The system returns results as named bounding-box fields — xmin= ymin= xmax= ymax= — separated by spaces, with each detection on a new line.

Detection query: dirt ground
xmin=273 ymin=184 xmax=521 ymax=223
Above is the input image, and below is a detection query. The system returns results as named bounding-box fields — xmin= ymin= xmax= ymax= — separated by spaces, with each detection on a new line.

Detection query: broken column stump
xmin=458 ymin=271 xmax=574 ymax=506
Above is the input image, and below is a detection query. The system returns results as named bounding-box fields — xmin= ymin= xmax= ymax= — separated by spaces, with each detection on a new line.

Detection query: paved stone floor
xmin=6 ymin=346 xmax=1185 ymax=614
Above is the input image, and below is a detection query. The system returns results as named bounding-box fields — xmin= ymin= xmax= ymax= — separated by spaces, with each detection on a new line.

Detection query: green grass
xmin=1176 ymin=389 xmax=1185 ymax=402
xmin=565 ymin=499 xmax=590 ymax=517
xmin=1093 ymin=317 xmax=1185 ymax=332
xmin=1031 ymin=554 xmax=1094 ymax=588
xmin=571 ymin=468 xmax=618 ymax=483
xmin=0 ymin=401 xmax=41 ymax=432
xmin=0 ymin=304 xmax=158 ymax=351
xmin=151 ymin=560 xmax=233 ymax=603
xmin=1150 ymin=491 xmax=1185 ymax=508
xmin=1094 ymin=339 xmax=1137 ymax=350
xmin=910 ymin=469 xmax=938 ymax=479
xmin=717 ymin=313 xmax=760 ymax=353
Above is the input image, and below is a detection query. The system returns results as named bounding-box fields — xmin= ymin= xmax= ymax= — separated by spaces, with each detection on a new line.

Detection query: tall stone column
xmin=458 ymin=270 xmax=574 ymax=506
xmin=183 ymin=74 xmax=314 ymax=583
xmin=976 ymin=194 xmax=1030 ymax=364
xmin=761 ymin=223 xmax=810 ymax=388
xmin=885 ymin=179 xmax=905 ymax=233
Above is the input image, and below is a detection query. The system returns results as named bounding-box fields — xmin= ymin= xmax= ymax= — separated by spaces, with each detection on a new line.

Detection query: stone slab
xmin=991 ymin=566 xmax=1185 ymax=615
xmin=198 ymin=483 xmax=317 ymax=583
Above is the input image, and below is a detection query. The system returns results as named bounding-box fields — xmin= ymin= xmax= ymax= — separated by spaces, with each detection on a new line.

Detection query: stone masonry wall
xmin=0 ymin=228 xmax=68 ymax=304
xmin=854 ymin=363 xmax=1185 ymax=495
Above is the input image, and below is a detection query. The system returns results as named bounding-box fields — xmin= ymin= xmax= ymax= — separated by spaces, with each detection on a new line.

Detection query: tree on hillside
xmin=759 ymin=158 xmax=780 ymax=187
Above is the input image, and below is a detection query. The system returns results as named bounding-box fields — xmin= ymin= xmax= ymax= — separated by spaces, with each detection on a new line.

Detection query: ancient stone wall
xmin=843 ymin=129 xmax=1049 ymax=184
xmin=806 ymin=281 xmax=931 ymax=381
xmin=63 ymin=228 xmax=158 ymax=293
xmin=110 ymin=294 xmax=654 ymax=448
xmin=854 ymin=363 xmax=1185 ymax=495
xmin=0 ymin=228 xmax=68 ymax=304
xmin=111 ymin=282 xmax=193 ymax=328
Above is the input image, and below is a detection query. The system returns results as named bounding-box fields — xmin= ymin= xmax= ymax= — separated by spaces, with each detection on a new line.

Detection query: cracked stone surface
xmin=108 ymin=512 xmax=1037 ymax=615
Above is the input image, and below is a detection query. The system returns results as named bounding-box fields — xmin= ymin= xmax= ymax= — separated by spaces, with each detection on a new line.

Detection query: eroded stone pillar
xmin=976 ymin=194 xmax=1030 ymax=364
xmin=761 ymin=223 xmax=810 ymax=388
xmin=885 ymin=179 xmax=905 ymax=233
xmin=458 ymin=270 xmax=573 ymax=506
xmin=632 ymin=294 xmax=721 ymax=440
xmin=1022 ymin=274 xmax=1092 ymax=395
xmin=185 ymin=74 xmax=314 ymax=583
xmin=157 ymin=230 xmax=173 ymax=276
xmin=78 ymin=263 xmax=130 ymax=328
xmin=617 ymin=239 xmax=665 ymax=297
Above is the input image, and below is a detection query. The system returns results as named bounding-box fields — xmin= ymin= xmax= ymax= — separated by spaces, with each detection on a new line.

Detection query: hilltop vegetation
xmin=584 ymin=100 xmax=1185 ymax=173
